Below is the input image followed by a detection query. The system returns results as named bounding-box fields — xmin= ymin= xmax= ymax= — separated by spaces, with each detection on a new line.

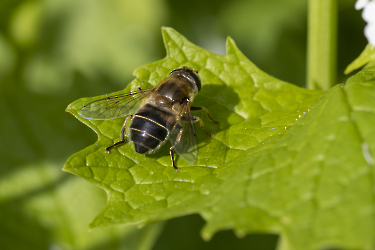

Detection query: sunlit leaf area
xmin=1 ymin=0 xmax=373 ymax=249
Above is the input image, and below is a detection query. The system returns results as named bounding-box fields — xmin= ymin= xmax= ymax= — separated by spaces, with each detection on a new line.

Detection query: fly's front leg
xmin=191 ymin=106 xmax=219 ymax=124
xmin=170 ymin=125 xmax=183 ymax=171
xmin=105 ymin=115 xmax=132 ymax=153
xmin=191 ymin=116 xmax=214 ymax=137
xmin=191 ymin=106 xmax=219 ymax=137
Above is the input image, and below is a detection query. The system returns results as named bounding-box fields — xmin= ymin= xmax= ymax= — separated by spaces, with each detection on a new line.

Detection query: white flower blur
xmin=362 ymin=1 xmax=375 ymax=23
xmin=355 ymin=0 xmax=370 ymax=10
xmin=356 ymin=0 xmax=375 ymax=46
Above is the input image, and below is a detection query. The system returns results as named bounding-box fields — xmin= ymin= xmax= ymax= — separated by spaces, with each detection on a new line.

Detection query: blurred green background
xmin=0 ymin=0 xmax=367 ymax=249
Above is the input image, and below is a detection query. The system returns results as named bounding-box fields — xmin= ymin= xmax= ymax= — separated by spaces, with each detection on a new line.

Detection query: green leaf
xmin=64 ymin=28 xmax=375 ymax=249
xmin=345 ymin=44 xmax=375 ymax=74
xmin=202 ymin=66 xmax=375 ymax=249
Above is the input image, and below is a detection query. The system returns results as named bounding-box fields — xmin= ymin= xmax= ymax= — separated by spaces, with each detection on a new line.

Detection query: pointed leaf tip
xmin=226 ymin=36 xmax=239 ymax=56
xmin=162 ymin=27 xmax=185 ymax=51
xmin=345 ymin=44 xmax=375 ymax=74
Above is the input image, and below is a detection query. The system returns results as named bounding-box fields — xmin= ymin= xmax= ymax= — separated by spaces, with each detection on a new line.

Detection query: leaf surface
xmin=345 ymin=44 xmax=375 ymax=74
xmin=64 ymin=28 xmax=375 ymax=249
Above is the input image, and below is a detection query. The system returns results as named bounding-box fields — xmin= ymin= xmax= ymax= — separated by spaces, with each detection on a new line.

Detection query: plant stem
xmin=307 ymin=0 xmax=337 ymax=90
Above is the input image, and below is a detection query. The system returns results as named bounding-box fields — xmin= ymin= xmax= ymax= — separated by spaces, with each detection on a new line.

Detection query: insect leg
xmin=190 ymin=106 xmax=219 ymax=124
xmin=105 ymin=115 xmax=132 ymax=153
xmin=169 ymin=125 xmax=183 ymax=171
xmin=120 ymin=115 xmax=132 ymax=141
xmin=181 ymin=113 xmax=215 ymax=137
xmin=170 ymin=150 xmax=179 ymax=171
xmin=190 ymin=116 xmax=215 ymax=138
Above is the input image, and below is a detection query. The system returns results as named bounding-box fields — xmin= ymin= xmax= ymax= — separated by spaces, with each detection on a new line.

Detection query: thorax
xmin=145 ymin=77 xmax=196 ymax=113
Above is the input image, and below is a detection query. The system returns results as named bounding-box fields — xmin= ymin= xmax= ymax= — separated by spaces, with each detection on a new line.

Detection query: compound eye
xmin=169 ymin=67 xmax=201 ymax=92
xmin=170 ymin=68 xmax=183 ymax=75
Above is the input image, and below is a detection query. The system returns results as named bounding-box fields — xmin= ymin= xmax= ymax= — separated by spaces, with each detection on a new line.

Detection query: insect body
xmin=79 ymin=67 xmax=218 ymax=170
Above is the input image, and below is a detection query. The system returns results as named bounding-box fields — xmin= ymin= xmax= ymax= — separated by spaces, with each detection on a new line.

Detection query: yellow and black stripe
xmin=130 ymin=104 xmax=170 ymax=153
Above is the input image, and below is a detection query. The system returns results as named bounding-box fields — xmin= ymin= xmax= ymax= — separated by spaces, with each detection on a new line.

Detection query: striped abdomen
xmin=130 ymin=104 xmax=171 ymax=154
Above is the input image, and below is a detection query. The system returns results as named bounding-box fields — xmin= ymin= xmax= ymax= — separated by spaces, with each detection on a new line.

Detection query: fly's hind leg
xmin=169 ymin=124 xmax=183 ymax=171
xmin=105 ymin=115 xmax=132 ymax=153
xmin=170 ymin=150 xmax=179 ymax=171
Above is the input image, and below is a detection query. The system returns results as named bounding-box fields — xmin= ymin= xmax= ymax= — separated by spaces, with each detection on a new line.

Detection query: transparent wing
xmin=168 ymin=102 xmax=198 ymax=164
xmin=78 ymin=88 xmax=153 ymax=120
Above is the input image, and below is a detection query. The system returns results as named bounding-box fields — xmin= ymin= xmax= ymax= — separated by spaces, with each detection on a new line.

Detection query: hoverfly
xmin=79 ymin=67 xmax=219 ymax=170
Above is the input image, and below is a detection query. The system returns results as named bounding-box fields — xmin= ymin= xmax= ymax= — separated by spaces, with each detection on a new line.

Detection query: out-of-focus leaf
xmin=218 ymin=0 xmax=308 ymax=86
xmin=0 ymin=34 xmax=16 ymax=77
xmin=9 ymin=0 xmax=167 ymax=95
xmin=9 ymin=0 xmax=43 ymax=48
xmin=345 ymin=44 xmax=375 ymax=74
xmin=1 ymin=1 xmax=170 ymax=249
xmin=0 ymin=161 xmax=164 ymax=250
